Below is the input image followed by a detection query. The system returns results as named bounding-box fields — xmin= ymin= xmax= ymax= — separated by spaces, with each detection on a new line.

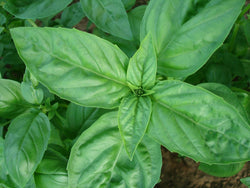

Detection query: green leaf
xmin=0 ymin=79 xmax=29 ymax=119
xmin=0 ymin=137 xmax=16 ymax=188
xmin=68 ymin=112 xmax=161 ymax=188
xmin=149 ymin=80 xmax=250 ymax=164
xmin=244 ymin=19 xmax=250 ymax=45
xmin=199 ymin=162 xmax=245 ymax=177
xmin=118 ymin=95 xmax=152 ymax=159
xmin=66 ymin=103 xmax=108 ymax=137
xmin=21 ymin=81 xmax=44 ymax=105
xmin=121 ymin=0 xmax=136 ymax=10
xmin=11 ymin=27 xmax=130 ymax=109
xmin=0 ymin=26 xmax=4 ymax=34
xmin=198 ymin=83 xmax=249 ymax=123
xmin=141 ymin=0 xmax=245 ymax=77
xmin=60 ymin=2 xmax=85 ymax=28
xmin=128 ymin=5 xmax=147 ymax=43
xmin=241 ymin=177 xmax=250 ymax=187
xmin=3 ymin=0 xmax=72 ymax=19
xmin=127 ymin=34 xmax=157 ymax=89
xmin=80 ymin=0 xmax=133 ymax=40
xmin=36 ymin=144 xmax=68 ymax=175
xmin=4 ymin=110 xmax=51 ymax=187
xmin=35 ymin=174 xmax=68 ymax=188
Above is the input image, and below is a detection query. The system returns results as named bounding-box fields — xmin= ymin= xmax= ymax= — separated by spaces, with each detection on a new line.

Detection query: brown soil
xmin=155 ymin=148 xmax=250 ymax=188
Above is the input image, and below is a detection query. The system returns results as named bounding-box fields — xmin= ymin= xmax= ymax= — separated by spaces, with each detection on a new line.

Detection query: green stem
xmin=27 ymin=19 xmax=38 ymax=27
xmin=238 ymin=4 xmax=250 ymax=20
xmin=228 ymin=23 xmax=240 ymax=52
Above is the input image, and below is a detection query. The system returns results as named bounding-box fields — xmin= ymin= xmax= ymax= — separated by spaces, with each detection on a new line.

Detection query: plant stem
xmin=238 ymin=4 xmax=250 ymax=20
xmin=228 ymin=23 xmax=240 ymax=52
xmin=27 ymin=19 xmax=38 ymax=27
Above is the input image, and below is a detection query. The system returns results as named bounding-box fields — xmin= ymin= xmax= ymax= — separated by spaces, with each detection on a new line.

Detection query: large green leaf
xmin=4 ymin=110 xmax=51 ymax=187
xmin=80 ymin=0 xmax=133 ymax=40
xmin=0 ymin=137 xmax=16 ymax=188
xmin=3 ymin=0 xmax=72 ymax=19
xmin=118 ymin=95 xmax=152 ymax=159
xmin=35 ymin=174 xmax=68 ymax=188
xmin=0 ymin=79 xmax=29 ymax=119
xmin=198 ymin=83 xmax=249 ymax=123
xmin=11 ymin=27 xmax=130 ymax=109
xmin=141 ymin=0 xmax=245 ymax=77
xmin=127 ymin=34 xmax=156 ymax=90
xmin=149 ymin=80 xmax=250 ymax=164
xmin=199 ymin=162 xmax=245 ymax=177
xmin=68 ymin=112 xmax=161 ymax=188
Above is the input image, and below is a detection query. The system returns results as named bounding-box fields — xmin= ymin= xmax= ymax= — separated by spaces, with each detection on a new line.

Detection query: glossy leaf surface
xmin=68 ymin=112 xmax=161 ymax=188
xmin=80 ymin=0 xmax=133 ymax=40
xmin=199 ymin=83 xmax=249 ymax=122
xmin=21 ymin=81 xmax=44 ymax=105
xmin=141 ymin=0 xmax=245 ymax=77
xmin=118 ymin=95 xmax=152 ymax=159
xmin=35 ymin=144 xmax=68 ymax=188
xmin=127 ymin=34 xmax=156 ymax=89
xmin=149 ymin=80 xmax=250 ymax=164
xmin=0 ymin=79 xmax=28 ymax=119
xmin=11 ymin=27 xmax=130 ymax=108
xmin=199 ymin=163 xmax=245 ymax=177
xmin=4 ymin=110 xmax=50 ymax=187
xmin=3 ymin=0 xmax=72 ymax=19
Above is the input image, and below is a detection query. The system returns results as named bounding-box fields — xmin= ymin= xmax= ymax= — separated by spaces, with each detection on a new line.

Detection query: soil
xmin=155 ymin=148 xmax=250 ymax=188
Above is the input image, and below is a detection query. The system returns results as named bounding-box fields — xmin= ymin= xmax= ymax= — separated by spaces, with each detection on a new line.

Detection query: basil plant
xmin=1 ymin=0 xmax=249 ymax=187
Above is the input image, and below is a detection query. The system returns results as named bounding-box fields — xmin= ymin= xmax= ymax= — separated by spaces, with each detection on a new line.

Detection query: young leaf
xmin=21 ymin=81 xmax=44 ymax=105
xmin=0 ymin=79 xmax=29 ymax=119
xmin=118 ymin=95 xmax=152 ymax=159
xmin=4 ymin=110 xmax=51 ymax=187
xmin=199 ymin=162 xmax=245 ymax=177
xmin=141 ymin=0 xmax=245 ymax=77
xmin=68 ymin=112 xmax=161 ymax=188
xmin=3 ymin=0 xmax=72 ymax=19
xmin=149 ymin=80 xmax=250 ymax=164
xmin=80 ymin=0 xmax=133 ymax=40
xmin=11 ymin=27 xmax=130 ymax=109
xmin=127 ymin=34 xmax=157 ymax=89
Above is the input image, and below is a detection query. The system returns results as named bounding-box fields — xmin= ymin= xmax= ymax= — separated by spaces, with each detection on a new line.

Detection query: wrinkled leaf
xmin=11 ymin=27 xmax=130 ymax=108
xmin=0 ymin=79 xmax=29 ymax=119
xmin=60 ymin=2 xmax=85 ymax=28
xmin=80 ymin=0 xmax=133 ymax=40
xmin=4 ymin=110 xmax=51 ymax=187
xmin=118 ymin=95 xmax=152 ymax=159
xmin=3 ymin=0 xmax=72 ymax=19
xmin=149 ymin=80 xmax=250 ymax=164
xmin=141 ymin=0 xmax=245 ymax=77
xmin=35 ymin=174 xmax=68 ymax=188
xmin=127 ymin=34 xmax=156 ymax=89
xmin=199 ymin=162 xmax=245 ymax=177
xmin=68 ymin=112 xmax=161 ymax=188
